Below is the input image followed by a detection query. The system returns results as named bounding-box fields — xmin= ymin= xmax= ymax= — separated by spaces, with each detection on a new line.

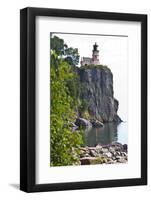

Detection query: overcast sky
xmin=51 ymin=33 xmax=128 ymax=121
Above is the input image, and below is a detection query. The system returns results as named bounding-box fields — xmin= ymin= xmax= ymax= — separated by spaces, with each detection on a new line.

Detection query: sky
xmin=51 ymin=33 xmax=128 ymax=122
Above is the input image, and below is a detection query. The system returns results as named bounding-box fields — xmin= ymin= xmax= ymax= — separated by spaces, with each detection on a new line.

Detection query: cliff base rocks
xmin=79 ymin=142 xmax=128 ymax=165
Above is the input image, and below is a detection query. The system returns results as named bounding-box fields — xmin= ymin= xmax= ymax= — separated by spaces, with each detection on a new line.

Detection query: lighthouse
xmin=80 ymin=43 xmax=100 ymax=66
xmin=92 ymin=42 xmax=100 ymax=65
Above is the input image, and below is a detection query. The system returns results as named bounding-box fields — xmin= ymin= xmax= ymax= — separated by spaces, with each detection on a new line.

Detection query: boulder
xmin=75 ymin=118 xmax=92 ymax=128
xmin=111 ymin=142 xmax=124 ymax=151
xmin=90 ymin=119 xmax=104 ymax=127
xmin=100 ymin=148 xmax=109 ymax=154
xmin=95 ymin=144 xmax=102 ymax=148
xmin=109 ymin=146 xmax=115 ymax=153
xmin=104 ymin=152 xmax=112 ymax=158
xmin=117 ymin=158 xmax=127 ymax=163
xmin=80 ymin=157 xmax=106 ymax=165
xmin=80 ymin=157 xmax=98 ymax=165
xmin=89 ymin=149 xmax=98 ymax=157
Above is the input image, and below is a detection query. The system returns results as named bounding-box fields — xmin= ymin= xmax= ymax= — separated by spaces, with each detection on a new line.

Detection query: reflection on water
xmin=84 ymin=122 xmax=128 ymax=147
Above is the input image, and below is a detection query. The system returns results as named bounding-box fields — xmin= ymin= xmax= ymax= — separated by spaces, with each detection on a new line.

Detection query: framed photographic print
xmin=20 ymin=7 xmax=147 ymax=192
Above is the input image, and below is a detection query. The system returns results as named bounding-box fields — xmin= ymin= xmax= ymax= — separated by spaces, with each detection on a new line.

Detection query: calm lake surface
xmin=84 ymin=122 xmax=128 ymax=147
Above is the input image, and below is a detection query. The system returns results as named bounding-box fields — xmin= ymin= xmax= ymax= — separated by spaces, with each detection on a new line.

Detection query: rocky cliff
xmin=77 ymin=66 xmax=122 ymax=123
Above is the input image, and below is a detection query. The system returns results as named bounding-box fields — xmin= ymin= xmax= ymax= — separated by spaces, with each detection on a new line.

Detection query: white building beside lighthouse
xmin=80 ymin=43 xmax=100 ymax=66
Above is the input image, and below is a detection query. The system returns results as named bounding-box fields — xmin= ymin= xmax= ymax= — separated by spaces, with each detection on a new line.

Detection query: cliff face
xmin=77 ymin=66 xmax=121 ymax=123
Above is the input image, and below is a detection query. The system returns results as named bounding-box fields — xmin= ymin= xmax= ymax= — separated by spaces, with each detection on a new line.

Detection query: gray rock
xmin=107 ymin=160 xmax=116 ymax=164
xmin=89 ymin=149 xmax=98 ymax=157
xmin=116 ymin=156 xmax=122 ymax=160
xmin=80 ymin=157 xmax=96 ymax=165
xmin=100 ymin=148 xmax=109 ymax=154
xmin=112 ymin=156 xmax=117 ymax=161
xmin=104 ymin=152 xmax=112 ymax=158
xmin=121 ymin=152 xmax=127 ymax=157
xmin=75 ymin=118 xmax=92 ymax=128
xmin=90 ymin=119 xmax=104 ymax=127
xmin=84 ymin=153 xmax=90 ymax=157
xmin=116 ymin=151 xmax=121 ymax=156
xmin=109 ymin=146 xmax=115 ymax=153
xmin=112 ymin=142 xmax=123 ymax=148
xmin=117 ymin=158 xmax=127 ymax=163
xmin=112 ymin=151 xmax=117 ymax=156
xmin=95 ymin=144 xmax=102 ymax=148
xmin=88 ymin=147 xmax=97 ymax=150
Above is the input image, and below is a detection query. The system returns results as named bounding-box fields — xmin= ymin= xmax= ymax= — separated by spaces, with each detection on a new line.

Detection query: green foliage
xmin=82 ymin=111 xmax=90 ymax=120
xmin=64 ymin=47 xmax=79 ymax=66
xmin=51 ymin=35 xmax=80 ymax=66
xmin=78 ymin=99 xmax=88 ymax=115
xmin=65 ymin=72 xmax=81 ymax=110
xmin=50 ymin=51 xmax=83 ymax=166
xmin=50 ymin=35 xmax=65 ymax=56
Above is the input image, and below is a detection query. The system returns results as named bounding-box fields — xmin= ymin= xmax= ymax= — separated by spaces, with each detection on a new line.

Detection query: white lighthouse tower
xmin=80 ymin=43 xmax=100 ymax=66
xmin=92 ymin=42 xmax=100 ymax=65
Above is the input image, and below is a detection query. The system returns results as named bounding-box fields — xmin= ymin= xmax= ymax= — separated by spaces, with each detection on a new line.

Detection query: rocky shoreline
xmin=79 ymin=142 xmax=128 ymax=165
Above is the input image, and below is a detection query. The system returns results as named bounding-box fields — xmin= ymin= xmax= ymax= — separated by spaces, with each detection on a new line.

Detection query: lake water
xmin=84 ymin=122 xmax=128 ymax=147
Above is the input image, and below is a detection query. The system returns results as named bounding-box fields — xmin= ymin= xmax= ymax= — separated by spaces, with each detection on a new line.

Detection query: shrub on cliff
xmin=50 ymin=51 xmax=83 ymax=166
